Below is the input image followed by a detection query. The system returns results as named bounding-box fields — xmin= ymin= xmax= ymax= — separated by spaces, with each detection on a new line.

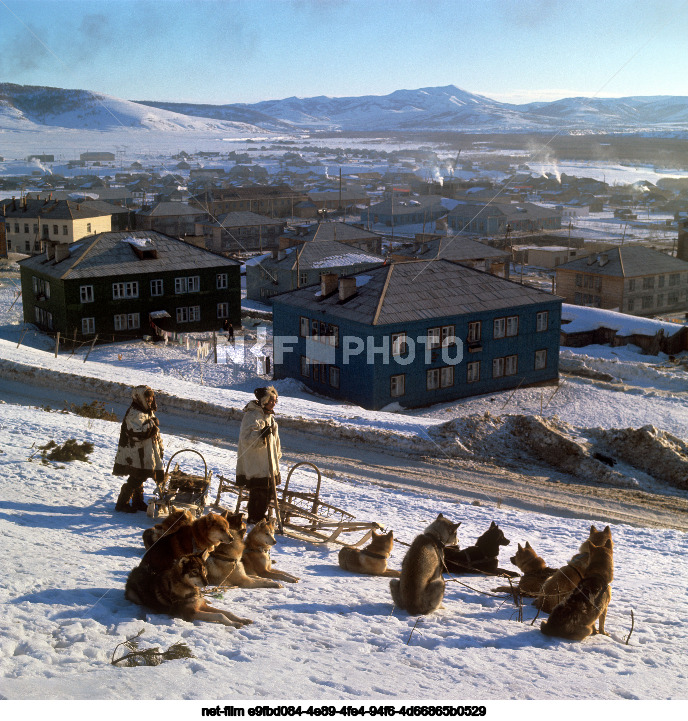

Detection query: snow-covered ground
xmin=1 ymin=267 xmax=688 ymax=707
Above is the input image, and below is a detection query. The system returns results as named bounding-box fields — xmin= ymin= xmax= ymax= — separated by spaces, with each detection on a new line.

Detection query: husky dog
xmin=125 ymin=554 xmax=252 ymax=628
xmin=206 ymin=511 xmax=283 ymax=589
xmin=541 ymin=538 xmax=614 ymax=641
xmin=444 ymin=521 xmax=514 ymax=576
xmin=535 ymin=551 xmax=590 ymax=614
xmin=241 ymin=518 xmax=300 ymax=584
xmin=493 ymin=542 xmax=557 ymax=595
xmin=142 ymin=507 xmax=194 ymax=550
xmin=389 ymin=513 xmax=460 ymax=615
xmin=338 ymin=530 xmax=400 ymax=577
xmin=142 ymin=512 xmax=233 ymax=573
xmin=579 ymin=525 xmax=614 ymax=555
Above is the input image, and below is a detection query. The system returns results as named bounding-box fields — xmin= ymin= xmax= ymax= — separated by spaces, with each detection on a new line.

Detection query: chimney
xmin=54 ymin=243 xmax=70 ymax=262
xmin=279 ymin=236 xmax=292 ymax=250
xmin=321 ymin=273 xmax=338 ymax=296
xmin=586 ymin=254 xmax=596 ymax=265
xmin=598 ymin=253 xmax=609 ymax=267
xmin=45 ymin=242 xmax=55 ymax=261
xmin=338 ymin=277 xmax=357 ymax=301
xmin=271 ymin=248 xmax=279 ymax=259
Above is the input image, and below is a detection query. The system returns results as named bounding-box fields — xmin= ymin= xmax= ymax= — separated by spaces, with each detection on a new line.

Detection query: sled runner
xmin=148 ymin=449 xmax=212 ymax=519
xmin=214 ymin=461 xmax=381 ymax=546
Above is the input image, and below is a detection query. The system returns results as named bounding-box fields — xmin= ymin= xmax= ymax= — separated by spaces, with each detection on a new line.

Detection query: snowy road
xmin=3 ymin=376 xmax=687 ymax=531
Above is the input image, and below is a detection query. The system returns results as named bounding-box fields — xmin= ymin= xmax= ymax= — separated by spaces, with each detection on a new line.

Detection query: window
xmin=33 ymin=277 xmax=51 ymax=299
xmin=300 ymin=317 xmax=310 ymax=337
xmin=427 ymin=327 xmax=441 ymax=348
xmin=642 ymin=296 xmax=653 ymax=309
xmin=506 ymin=316 xmax=519 ymax=337
xmin=175 ymin=277 xmax=188 ymax=294
xmin=114 ymin=313 xmax=140 ymax=331
xmin=42 ymin=225 xmax=48 ymax=237
xmin=642 ymin=277 xmax=655 ymax=290
xmin=299 ymin=271 xmax=308 ymax=285
xmin=300 ymin=356 xmax=310 ymax=377
xmin=188 ymin=276 xmax=200 ymax=293
xmin=25 ymin=241 xmax=30 ymax=252
xmin=87 ymin=223 xmax=92 ymax=233
xmin=311 ymin=320 xmax=319 ymax=340
xmin=112 ymin=281 xmax=139 ymax=299
xmin=217 ymin=302 xmax=229 ymax=318
xmin=467 ymin=321 xmax=481 ymax=343
xmin=441 ymin=325 xmax=455 ymax=346
xmin=53 ymin=225 xmax=58 ymax=235
xmin=150 ymin=279 xmax=164 ymax=296
xmin=34 ymin=307 xmax=54 ymax=329
xmin=328 ymin=324 xmax=339 ymax=347
xmin=467 ymin=361 xmax=480 ymax=383
xmin=114 ymin=314 xmax=126 ymax=331
xmin=505 ymin=355 xmax=518 ymax=375
xmin=390 ymin=374 xmax=405 ymax=398
xmin=14 ymin=223 xmax=19 ymax=233
xmin=658 ymin=275 xmax=665 ymax=288
xmin=535 ymin=349 xmax=547 ymax=370
xmin=216 ymin=273 xmax=228 ymax=289
xmin=493 ymin=318 xmax=506 ymax=339
xmin=82 ymin=317 xmax=95 ymax=335
xmin=427 ymin=368 xmax=440 ymax=390
xmin=440 ymin=366 xmax=454 ymax=388
xmin=176 ymin=307 xmax=189 ymax=323
xmin=536 ymin=311 xmax=549 ymax=332
xmin=80 ymin=285 xmax=94 ymax=303
xmin=656 ymin=294 xmax=664 ymax=307
xmin=62 ymin=225 xmax=68 ymax=236
xmin=128 ymin=313 xmax=140 ymax=329
xmin=24 ymin=223 xmax=29 ymax=234
xmin=668 ymin=291 xmax=679 ymax=305
xmin=628 ymin=279 xmax=636 ymax=291
xmin=575 ymin=274 xmax=582 ymax=287
xmin=391 ymin=332 xmax=407 ymax=356
xmin=627 ymin=299 xmax=635 ymax=311
xmin=493 ymin=357 xmax=505 ymax=378
xmin=189 ymin=306 xmax=201 ymax=322
xmin=669 ymin=274 xmax=681 ymax=287
xmin=329 ymin=366 xmax=340 ymax=389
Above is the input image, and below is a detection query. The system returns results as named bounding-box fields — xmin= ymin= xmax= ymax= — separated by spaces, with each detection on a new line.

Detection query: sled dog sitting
xmin=338 ymin=530 xmax=400 ymax=577
xmin=142 ymin=507 xmax=194 ymax=550
xmin=443 ymin=521 xmax=515 ymax=576
xmin=390 ymin=513 xmax=460 ymax=615
xmin=206 ymin=511 xmax=283 ymax=588
xmin=540 ymin=538 xmax=614 ymax=641
xmin=493 ymin=542 xmax=557 ymax=596
xmin=142 ymin=512 xmax=233 ymax=573
xmin=240 ymin=518 xmax=300 ymax=584
xmin=125 ymin=553 xmax=252 ymax=628
xmin=579 ymin=524 xmax=614 ymax=555
xmin=535 ymin=551 xmax=590 ymax=614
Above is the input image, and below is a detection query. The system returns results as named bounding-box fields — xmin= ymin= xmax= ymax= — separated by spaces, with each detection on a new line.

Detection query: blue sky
xmin=1 ymin=0 xmax=687 ymax=105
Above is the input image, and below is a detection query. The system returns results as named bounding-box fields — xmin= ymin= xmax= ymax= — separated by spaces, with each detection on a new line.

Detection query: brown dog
xmin=142 ymin=507 xmax=194 ymax=550
xmin=206 ymin=511 xmax=283 ymax=589
xmin=541 ymin=538 xmax=614 ymax=641
xmin=241 ymin=518 xmax=299 ymax=584
xmin=579 ymin=525 xmax=614 ymax=555
xmin=493 ymin=541 xmax=556 ymax=596
xmin=535 ymin=551 xmax=590 ymax=614
xmin=125 ymin=553 xmax=252 ymax=628
xmin=338 ymin=530 xmax=400 ymax=577
xmin=142 ymin=512 xmax=233 ymax=573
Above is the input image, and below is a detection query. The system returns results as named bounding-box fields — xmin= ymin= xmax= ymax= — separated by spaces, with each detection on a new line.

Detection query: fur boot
xmin=247 ymin=486 xmax=271 ymax=524
xmin=131 ymin=485 xmax=148 ymax=512
xmin=115 ymin=483 xmax=136 ymax=513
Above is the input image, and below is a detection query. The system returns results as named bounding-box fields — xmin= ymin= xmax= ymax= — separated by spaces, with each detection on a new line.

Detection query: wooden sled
xmin=148 ymin=449 xmax=212 ymax=519
xmin=214 ymin=461 xmax=382 ymax=546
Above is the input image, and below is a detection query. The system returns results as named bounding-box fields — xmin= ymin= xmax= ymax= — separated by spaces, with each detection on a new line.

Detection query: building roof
xmin=296 ymin=222 xmax=381 ymax=243
xmin=2 ymin=198 xmax=113 ymax=220
xmin=366 ymin=196 xmax=446 ymax=216
xmin=256 ymin=239 xmax=384 ymax=273
xmin=137 ymin=202 xmax=200 ymax=218
xmin=273 ymin=259 xmax=560 ymax=326
xmin=448 ymin=201 xmax=560 ymax=221
xmin=18 ymin=230 xmax=238 ymax=280
xmin=394 ymin=235 xmax=510 ymax=262
xmin=556 ymin=245 xmax=688 ymax=277
xmin=206 ymin=211 xmax=285 ymax=228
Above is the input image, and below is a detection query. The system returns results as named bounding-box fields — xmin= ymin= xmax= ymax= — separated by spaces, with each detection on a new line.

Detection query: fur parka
xmin=112 ymin=385 xmax=164 ymax=481
xmin=235 ymin=400 xmax=281 ymax=488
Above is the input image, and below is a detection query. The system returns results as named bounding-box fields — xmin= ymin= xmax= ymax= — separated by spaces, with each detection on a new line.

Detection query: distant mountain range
xmin=3 ymin=82 xmax=688 ymax=135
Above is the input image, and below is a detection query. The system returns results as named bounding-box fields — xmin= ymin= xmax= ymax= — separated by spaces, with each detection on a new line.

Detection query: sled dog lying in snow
xmin=205 ymin=511 xmax=284 ymax=588
xmin=390 ymin=513 xmax=460 ymax=615
xmin=443 ymin=521 xmax=515 ymax=576
xmin=493 ymin=541 xmax=556 ymax=596
xmin=540 ymin=537 xmax=614 ymax=641
xmin=240 ymin=518 xmax=300 ymax=584
xmin=142 ymin=507 xmax=194 ymax=550
xmin=142 ymin=511 xmax=233 ymax=572
xmin=125 ymin=554 xmax=252 ymax=628
xmin=338 ymin=529 xmax=400 ymax=577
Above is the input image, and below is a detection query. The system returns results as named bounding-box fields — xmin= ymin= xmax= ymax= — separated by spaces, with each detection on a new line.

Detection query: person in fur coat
xmin=112 ymin=385 xmax=164 ymax=513
xmin=236 ymin=386 xmax=281 ymax=523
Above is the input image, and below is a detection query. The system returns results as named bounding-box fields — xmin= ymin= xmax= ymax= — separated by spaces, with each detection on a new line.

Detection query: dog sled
xmin=214 ymin=461 xmax=382 ymax=546
xmin=147 ymin=449 xmax=212 ymax=519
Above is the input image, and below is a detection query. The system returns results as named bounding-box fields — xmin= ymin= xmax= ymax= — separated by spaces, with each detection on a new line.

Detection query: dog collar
xmin=360 ymin=550 xmax=389 ymax=560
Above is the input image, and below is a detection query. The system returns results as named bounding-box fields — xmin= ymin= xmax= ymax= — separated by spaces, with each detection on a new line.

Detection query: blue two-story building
xmin=272 ymin=259 xmax=562 ymax=410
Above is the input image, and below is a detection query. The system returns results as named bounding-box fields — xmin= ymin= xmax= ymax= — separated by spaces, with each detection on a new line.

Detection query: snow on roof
xmin=310 ymin=252 xmax=380 ymax=268
xmin=244 ymin=252 xmax=272 ymax=266
xmin=561 ymin=303 xmax=685 ymax=337
xmin=122 ymin=236 xmax=155 ymax=249
xmin=355 ymin=274 xmax=373 ymax=286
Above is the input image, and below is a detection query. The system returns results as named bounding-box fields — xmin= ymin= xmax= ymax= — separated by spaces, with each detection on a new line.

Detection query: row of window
xmin=300 ymin=357 xmax=341 ymax=388
xmin=76 ymin=304 xmax=231 ymax=336
xmin=7 ymin=239 xmax=41 ymax=253
xmin=385 ymin=351 xmax=548 ymax=397
xmin=626 ymin=290 xmax=688 ymax=311
xmin=7 ymin=222 xmax=91 ymax=236
xmin=300 ymin=318 xmax=340 ymax=346
xmin=77 ymin=274 xmax=230 ymax=303
xmin=627 ymin=274 xmax=684 ymax=291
